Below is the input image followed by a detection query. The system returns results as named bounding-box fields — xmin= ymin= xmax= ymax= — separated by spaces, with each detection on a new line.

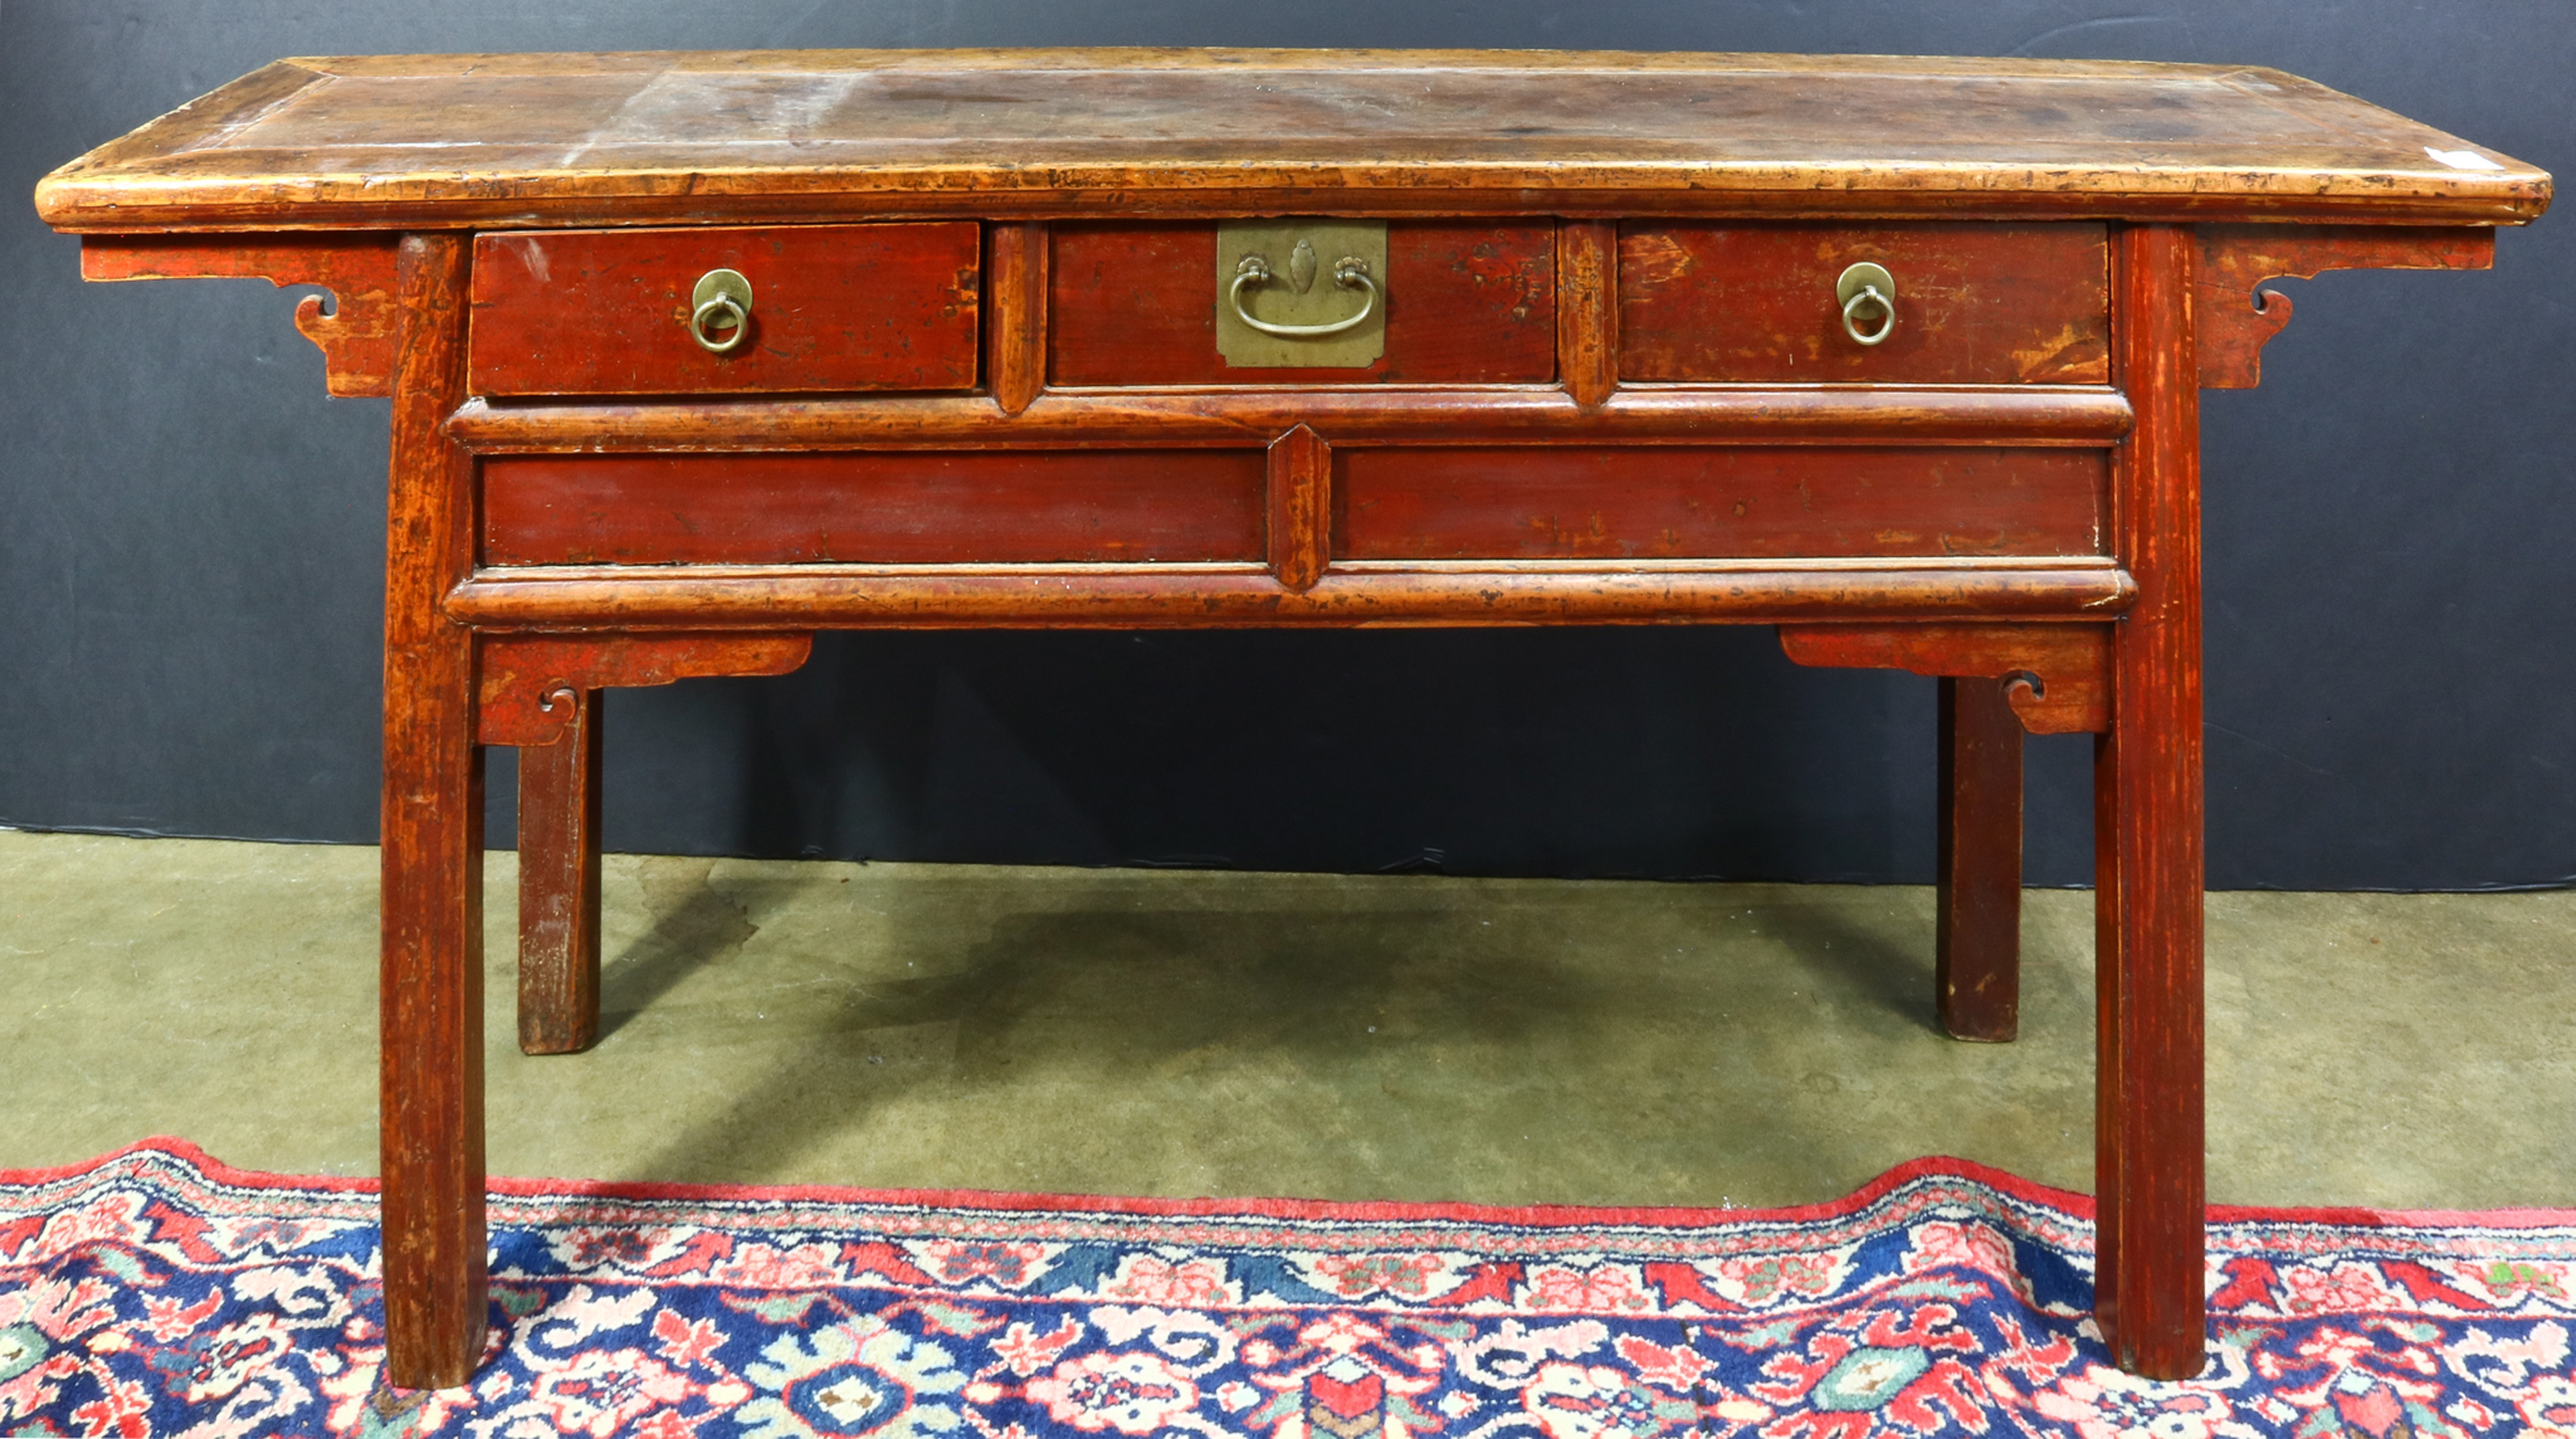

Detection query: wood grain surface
xmin=1775 ymin=621 xmax=2111 ymax=735
xmin=2194 ymin=225 xmax=2494 ymax=388
xmin=80 ymin=234 xmax=400 ymax=395
xmin=1940 ymin=677 xmax=2025 ymax=1043
xmin=2096 ymin=224 xmax=2208 ymax=1380
xmin=469 ymin=223 xmax=979 ymax=395
xmin=483 ymin=451 xmax=1267 ymax=566
xmin=1050 ymin=223 xmax=1554 ymax=385
xmin=1336 ymin=447 xmax=2104 ymax=562
xmin=447 ymin=560 xmax=2135 ymax=631
xmin=447 ymin=386 xmax=2136 ymax=451
xmin=1619 ymin=223 xmax=2109 ymax=385
xmin=513 ymin=688 xmax=602 ymax=1057
xmin=376 ymin=233 xmax=485 ymax=1391
xmin=36 ymin=51 xmax=2547 ymax=230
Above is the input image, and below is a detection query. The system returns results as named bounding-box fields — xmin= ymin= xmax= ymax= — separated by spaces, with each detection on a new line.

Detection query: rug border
xmin=9 ymin=1136 xmax=2573 ymax=1233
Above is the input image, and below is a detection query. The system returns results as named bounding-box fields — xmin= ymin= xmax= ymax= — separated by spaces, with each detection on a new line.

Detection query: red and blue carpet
xmin=1 ymin=1139 xmax=2570 ymax=1438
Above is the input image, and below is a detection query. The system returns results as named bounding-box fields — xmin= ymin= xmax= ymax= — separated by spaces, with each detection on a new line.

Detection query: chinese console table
xmin=38 ymin=48 xmax=2547 ymax=1387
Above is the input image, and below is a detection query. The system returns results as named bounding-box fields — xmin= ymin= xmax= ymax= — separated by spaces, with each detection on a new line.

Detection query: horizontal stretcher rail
xmin=446 ymin=560 xmax=2138 ymax=629
xmin=445 ymin=386 xmax=2136 ymax=451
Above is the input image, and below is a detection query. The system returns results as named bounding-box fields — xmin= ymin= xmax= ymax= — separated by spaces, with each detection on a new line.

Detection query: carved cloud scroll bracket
xmin=2196 ymin=225 xmax=2493 ymax=390
xmin=81 ymin=234 xmax=403 ymax=397
xmin=1778 ymin=621 xmax=2112 ymax=734
xmin=478 ymin=632 xmax=816 ymax=747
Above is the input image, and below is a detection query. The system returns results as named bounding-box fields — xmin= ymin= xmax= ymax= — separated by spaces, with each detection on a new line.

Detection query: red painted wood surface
xmin=516 ymin=688 xmax=602 ymax=1056
xmin=483 ymin=451 xmax=1268 ymax=566
xmin=451 ymin=386 xmax=2135 ymax=451
xmin=987 ymin=221 xmax=1048 ymax=415
xmin=2194 ymin=225 xmax=2492 ymax=388
xmin=1774 ymin=621 xmax=2111 ymax=734
xmin=81 ymin=234 xmax=401 ymax=396
xmin=378 ymin=233 xmax=486 ymax=1391
xmin=1268 ymin=426 xmax=1330 ymax=592
xmin=452 ymin=563 xmax=2135 ymax=631
xmin=1938 ymin=676 xmax=2023 ymax=1043
xmin=1556 ymin=221 xmax=1617 ymax=408
xmin=1619 ymin=223 xmax=2110 ymax=384
xmin=1049 ymin=222 xmax=1556 ymax=385
xmin=2096 ymin=224 xmax=2208 ymax=1380
xmin=468 ymin=223 xmax=981 ymax=396
xmin=1336 ymin=447 xmax=2104 ymax=562
xmin=478 ymin=633 xmax=816 ymax=745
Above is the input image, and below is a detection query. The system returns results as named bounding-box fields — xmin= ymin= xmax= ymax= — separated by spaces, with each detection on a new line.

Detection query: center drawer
xmin=1049 ymin=222 xmax=1558 ymax=386
xmin=469 ymin=223 xmax=981 ymax=396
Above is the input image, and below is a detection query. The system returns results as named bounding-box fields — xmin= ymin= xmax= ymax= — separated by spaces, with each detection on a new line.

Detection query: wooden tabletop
xmin=37 ymin=49 xmax=2548 ymax=230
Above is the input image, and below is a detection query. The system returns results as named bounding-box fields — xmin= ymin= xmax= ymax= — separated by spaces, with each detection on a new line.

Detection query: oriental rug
xmin=1 ymin=1140 xmax=2571 ymax=1439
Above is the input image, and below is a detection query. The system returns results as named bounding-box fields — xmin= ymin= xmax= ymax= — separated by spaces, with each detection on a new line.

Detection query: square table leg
xmin=2094 ymin=223 xmax=2208 ymax=1380
xmin=379 ymin=232 xmax=490 ymax=1391
xmin=516 ymin=691 xmax=604 ymax=1055
xmin=1937 ymin=675 xmax=2024 ymax=1042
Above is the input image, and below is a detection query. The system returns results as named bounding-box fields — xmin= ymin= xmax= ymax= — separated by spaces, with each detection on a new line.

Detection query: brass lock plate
xmin=1216 ymin=219 xmax=1387 ymax=368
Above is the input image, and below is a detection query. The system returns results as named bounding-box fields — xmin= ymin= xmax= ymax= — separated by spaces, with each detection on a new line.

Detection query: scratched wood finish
xmin=449 ymin=386 xmax=2136 ymax=451
xmin=476 ymin=632 xmax=814 ymax=745
xmin=987 ymin=222 xmax=1047 ymax=415
xmin=1049 ymin=223 xmax=1555 ymax=385
xmin=1336 ymin=447 xmax=2105 ymax=562
xmin=377 ymin=233 xmax=485 ymax=1391
xmin=36 ymin=52 xmax=2548 ymax=230
xmin=1620 ymin=223 xmax=2110 ymax=385
xmin=1556 ymin=221 xmax=1617 ymax=408
xmin=1937 ymin=677 xmax=2025 ymax=1043
xmin=515 ymin=688 xmax=602 ymax=1055
xmin=1774 ymin=621 xmax=2112 ymax=735
xmin=44 ymin=48 xmax=2544 ymax=1391
xmin=80 ymin=234 xmax=400 ymax=395
xmin=2194 ymin=225 xmax=2494 ymax=388
xmin=468 ymin=223 xmax=981 ymax=395
xmin=1268 ymin=426 xmax=1330 ymax=592
xmin=2098 ymin=224 xmax=2208 ymax=1380
xmin=483 ymin=451 xmax=1267 ymax=566
xmin=449 ymin=562 xmax=2137 ymax=631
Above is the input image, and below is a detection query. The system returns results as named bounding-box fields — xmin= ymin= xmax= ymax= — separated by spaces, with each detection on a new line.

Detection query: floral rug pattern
xmin=2 ymin=1140 xmax=2572 ymax=1438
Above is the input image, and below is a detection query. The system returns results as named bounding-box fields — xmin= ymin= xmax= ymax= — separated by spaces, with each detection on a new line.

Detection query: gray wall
xmin=3 ymin=1 xmax=2569 ymax=889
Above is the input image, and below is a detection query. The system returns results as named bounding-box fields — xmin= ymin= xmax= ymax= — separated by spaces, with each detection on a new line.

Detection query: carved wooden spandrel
xmin=1778 ymin=621 xmax=2112 ymax=734
xmin=476 ymin=632 xmax=814 ymax=747
xmin=2196 ymin=225 xmax=2493 ymax=389
xmin=80 ymin=234 xmax=402 ymax=397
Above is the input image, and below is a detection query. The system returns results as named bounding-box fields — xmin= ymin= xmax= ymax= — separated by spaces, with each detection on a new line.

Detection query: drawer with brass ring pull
xmin=468 ymin=222 xmax=981 ymax=396
xmin=1618 ymin=222 xmax=2110 ymax=385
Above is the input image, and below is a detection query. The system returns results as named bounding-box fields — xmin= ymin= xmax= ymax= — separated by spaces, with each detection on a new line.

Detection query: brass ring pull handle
xmin=688 ymin=268 xmax=753 ymax=354
xmin=1836 ymin=262 xmax=1896 ymax=347
xmin=1228 ymin=253 xmax=1379 ymax=337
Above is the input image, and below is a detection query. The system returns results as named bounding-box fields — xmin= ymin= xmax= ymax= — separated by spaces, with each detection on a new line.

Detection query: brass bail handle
xmin=688 ymin=268 xmax=754 ymax=354
xmin=1836 ymin=262 xmax=1896 ymax=347
xmin=1230 ymin=252 xmax=1379 ymax=338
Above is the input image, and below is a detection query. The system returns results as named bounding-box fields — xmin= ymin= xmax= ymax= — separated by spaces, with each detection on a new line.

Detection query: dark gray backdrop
xmin=5 ymin=1 xmax=2569 ymax=889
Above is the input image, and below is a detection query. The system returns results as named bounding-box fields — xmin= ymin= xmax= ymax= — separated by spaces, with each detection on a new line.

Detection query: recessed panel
xmin=484 ymin=451 xmax=1266 ymax=566
xmin=1336 ymin=447 xmax=2106 ymax=560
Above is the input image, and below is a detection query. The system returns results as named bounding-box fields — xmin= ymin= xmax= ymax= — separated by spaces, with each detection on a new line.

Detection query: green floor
xmin=3 ymin=827 xmax=2569 ymax=1210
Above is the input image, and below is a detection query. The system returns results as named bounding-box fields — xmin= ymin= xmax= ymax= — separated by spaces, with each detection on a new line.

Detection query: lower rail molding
xmin=447 ymin=562 xmax=2136 ymax=629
